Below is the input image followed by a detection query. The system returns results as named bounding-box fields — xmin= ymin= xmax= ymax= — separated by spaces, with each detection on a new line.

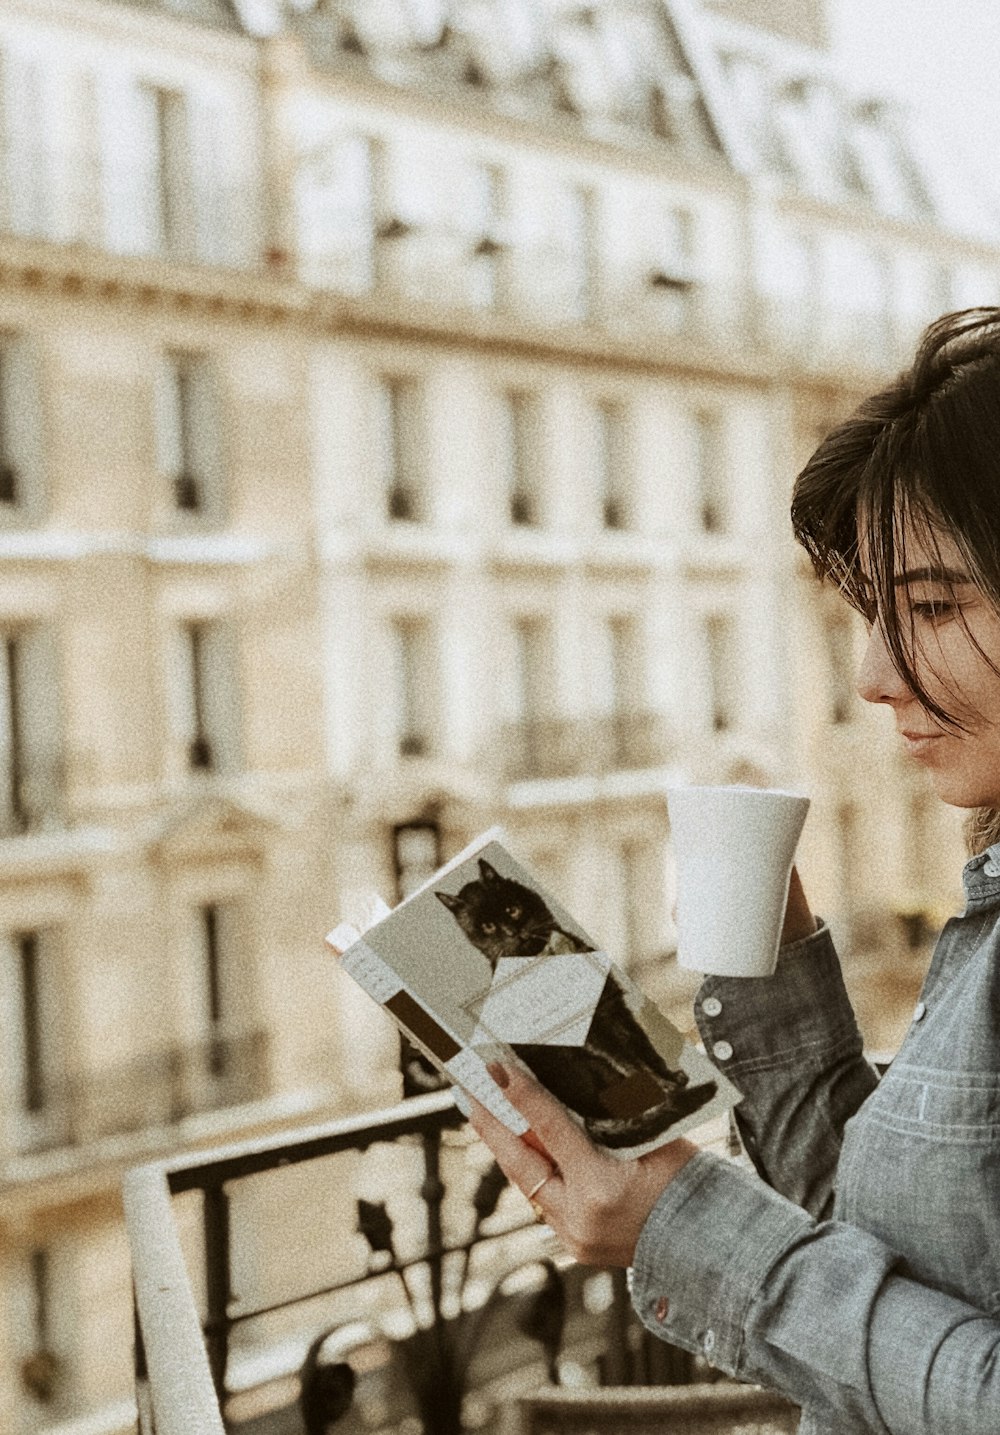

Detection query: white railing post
xmin=123 ymin=1162 xmax=226 ymax=1435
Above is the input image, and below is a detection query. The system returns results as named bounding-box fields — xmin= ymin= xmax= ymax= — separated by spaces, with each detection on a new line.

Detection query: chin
xmin=928 ymin=772 xmax=1000 ymax=809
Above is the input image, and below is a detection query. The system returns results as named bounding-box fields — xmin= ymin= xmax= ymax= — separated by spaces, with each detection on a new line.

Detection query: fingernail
xmin=487 ymin=1062 xmax=509 ymax=1089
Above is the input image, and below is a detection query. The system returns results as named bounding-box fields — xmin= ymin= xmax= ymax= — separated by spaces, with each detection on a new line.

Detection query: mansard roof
xmin=112 ymin=0 xmax=243 ymax=31
xmin=703 ymin=11 xmax=939 ymax=223
xmin=285 ymin=0 xmax=729 ymax=163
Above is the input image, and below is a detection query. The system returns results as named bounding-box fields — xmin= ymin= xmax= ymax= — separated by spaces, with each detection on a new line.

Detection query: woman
xmin=469 ymin=307 xmax=1000 ymax=1434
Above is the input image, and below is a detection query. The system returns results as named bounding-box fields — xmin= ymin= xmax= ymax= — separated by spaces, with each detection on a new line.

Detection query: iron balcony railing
xmin=496 ymin=711 xmax=674 ymax=783
xmin=5 ymin=1030 xmax=270 ymax=1163
xmin=520 ymin=1384 xmax=797 ymax=1434
xmin=124 ymin=1090 xmax=717 ymax=1435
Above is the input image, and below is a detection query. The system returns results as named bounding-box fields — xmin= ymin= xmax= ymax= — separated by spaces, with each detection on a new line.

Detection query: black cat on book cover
xmin=328 ymin=831 xmax=739 ymax=1159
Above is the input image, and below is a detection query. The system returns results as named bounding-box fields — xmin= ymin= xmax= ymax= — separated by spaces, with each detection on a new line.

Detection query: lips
xmin=900 ymin=730 xmax=943 ymax=758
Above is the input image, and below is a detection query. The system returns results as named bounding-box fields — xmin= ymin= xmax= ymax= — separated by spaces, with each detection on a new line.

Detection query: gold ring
xmin=530 ymin=1201 xmax=547 ymax=1223
xmin=526 ymin=1173 xmax=553 ymax=1201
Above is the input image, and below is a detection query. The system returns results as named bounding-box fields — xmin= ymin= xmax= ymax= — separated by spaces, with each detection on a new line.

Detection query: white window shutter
xmin=2 ymin=51 xmax=50 ymax=237
xmin=153 ymin=358 xmax=184 ymax=481
xmin=13 ymin=627 xmax=64 ymax=827
xmin=214 ymin=901 xmax=255 ymax=1034
xmin=198 ymin=622 xmax=242 ymax=774
xmin=0 ymin=929 xmax=67 ymax=1150
xmin=0 ymin=636 xmax=17 ymax=831
xmin=167 ymin=624 xmax=199 ymax=762
xmin=185 ymin=360 xmax=225 ymax=521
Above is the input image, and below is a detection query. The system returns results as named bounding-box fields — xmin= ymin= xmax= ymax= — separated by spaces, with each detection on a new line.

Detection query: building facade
xmin=0 ymin=0 xmax=993 ymax=1430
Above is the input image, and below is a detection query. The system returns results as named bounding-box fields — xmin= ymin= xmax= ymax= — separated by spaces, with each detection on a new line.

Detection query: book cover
xmin=328 ymin=829 xmax=740 ymax=1159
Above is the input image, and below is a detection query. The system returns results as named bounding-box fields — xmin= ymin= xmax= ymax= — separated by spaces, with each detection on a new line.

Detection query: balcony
xmin=4 ymin=1031 xmax=270 ymax=1164
xmin=494 ymin=712 xmax=674 ymax=784
xmin=125 ymin=1090 xmax=791 ymax=1435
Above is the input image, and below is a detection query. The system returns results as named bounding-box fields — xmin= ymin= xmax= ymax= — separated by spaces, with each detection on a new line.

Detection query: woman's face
xmin=855 ymin=525 xmax=1000 ymax=808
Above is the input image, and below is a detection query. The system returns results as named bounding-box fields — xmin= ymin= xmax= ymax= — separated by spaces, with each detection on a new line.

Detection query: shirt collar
xmin=961 ymin=841 xmax=1000 ymax=907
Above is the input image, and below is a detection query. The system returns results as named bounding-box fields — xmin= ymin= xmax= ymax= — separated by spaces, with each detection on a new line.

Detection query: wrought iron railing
xmin=520 ymin=1384 xmax=797 ymax=1434
xmin=124 ymin=1090 xmax=713 ymax=1435
xmin=496 ymin=712 xmax=673 ymax=783
xmin=4 ymin=1031 xmax=270 ymax=1162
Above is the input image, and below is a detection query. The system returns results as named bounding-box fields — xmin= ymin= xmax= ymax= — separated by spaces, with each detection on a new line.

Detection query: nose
xmin=855 ymin=618 xmax=910 ymax=707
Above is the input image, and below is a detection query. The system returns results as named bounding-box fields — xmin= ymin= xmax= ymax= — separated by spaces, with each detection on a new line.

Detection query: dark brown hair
xmin=790 ymin=307 xmax=1000 ymax=852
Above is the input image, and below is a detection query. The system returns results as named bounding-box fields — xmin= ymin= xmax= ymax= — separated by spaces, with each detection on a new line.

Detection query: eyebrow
xmin=856 ymin=566 xmax=973 ymax=589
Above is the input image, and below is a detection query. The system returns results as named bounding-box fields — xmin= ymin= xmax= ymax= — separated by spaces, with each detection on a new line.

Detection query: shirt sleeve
xmin=694 ymin=921 xmax=879 ymax=1217
xmin=630 ymin=1150 xmax=1000 ymax=1434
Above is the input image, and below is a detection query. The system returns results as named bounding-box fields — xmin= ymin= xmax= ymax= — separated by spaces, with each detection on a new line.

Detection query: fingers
xmin=493 ymin=1062 xmax=599 ymax=1171
xmin=467 ymin=1096 xmax=556 ymax=1200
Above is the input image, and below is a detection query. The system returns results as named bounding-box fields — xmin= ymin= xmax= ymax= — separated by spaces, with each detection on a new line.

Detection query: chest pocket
xmin=835 ymin=1064 xmax=1000 ymax=1311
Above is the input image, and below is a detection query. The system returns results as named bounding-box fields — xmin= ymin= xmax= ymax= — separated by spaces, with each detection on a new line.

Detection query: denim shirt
xmin=629 ymin=843 xmax=1000 ymax=1435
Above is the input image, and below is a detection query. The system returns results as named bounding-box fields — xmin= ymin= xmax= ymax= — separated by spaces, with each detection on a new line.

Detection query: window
xmin=155 ymin=354 xmax=224 ymax=521
xmin=824 ymin=609 xmax=856 ymax=725
xmin=651 ymin=203 xmax=695 ymax=282
xmin=510 ymin=617 xmax=552 ymax=777
xmin=0 ymin=629 xmax=63 ymax=835
xmin=497 ymin=391 xmax=539 ymax=526
xmin=649 ymin=83 xmax=675 ymax=143
xmin=594 ymin=615 xmax=638 ymax=716
xmin=142 ymin=85 xmax=193 ymax=258
xmin=705 ymin=612 xmax=738 ymax=732
xmin=391 ymin=618 xmax=434 ymax=758
xmin=561 ymin=184 xmax=596 ymax=322
xmin=512 ymin=617 xmax=548 ymax=725
xmin=375 ymin=377 xmax=424 ymax=521
xmin=171 ymin=621 xmax=240 ymax=775
xmin=2 ymin=53 xmax=50 ymax=239
xmin=468 ymin=161 xmax=507 ymax=309
xmin=391 ymin=821 xmax=448 ymax=1096
xmin=594 ymin=401 xmax=629 ymax=530
xmin=0 ymin=334 xmax=44 ymax=523
xmin=392 ymin=821 xmax=443 ymax=902
xmin=836 ymin=801 xmax=860 ymax=931
xmin=648 ymin=204 xmax=697 ymax=329
xmin=13 ymin=1244 xmax=63 ymax=1408
xmin=1 ymin=928 xmax=65 ymax=1152
xmin=179 ymin=901 xmax=261 ymax=1113
xmin=598 ymin=843 xmax=651 ymax=971
xmin=594 ymin=616 xmax=651 ymax=768
xmin=693 ymin=410 xmax=726 ymax=533
xmin=298 ymin=132 xmax=377 ymax=293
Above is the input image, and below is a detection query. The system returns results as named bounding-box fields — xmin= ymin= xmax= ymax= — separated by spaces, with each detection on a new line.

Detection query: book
xmin=327 ymin=828 xmax=740 ymax=1159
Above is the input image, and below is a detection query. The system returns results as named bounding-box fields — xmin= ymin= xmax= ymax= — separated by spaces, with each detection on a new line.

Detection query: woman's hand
xmin=780 ymin=866 xmax=817 ymax=946
xmin=468 ymin=1063 xmax=699 ymax=1267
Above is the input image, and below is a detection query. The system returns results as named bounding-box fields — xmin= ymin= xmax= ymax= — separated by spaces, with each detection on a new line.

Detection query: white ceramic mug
xmin=667 ymin=785 xmax=811 ymax=977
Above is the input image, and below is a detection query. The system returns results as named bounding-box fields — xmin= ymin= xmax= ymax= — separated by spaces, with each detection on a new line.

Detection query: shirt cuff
xmin=629 ymin=1150 xmax=814 ymax=1375
xmin=694 ymin=921 xmax=863 ymax=1075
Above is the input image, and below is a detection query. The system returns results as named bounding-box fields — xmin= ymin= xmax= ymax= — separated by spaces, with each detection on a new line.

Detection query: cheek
xmin=917 ymin=625 xmax=1000 ymax=715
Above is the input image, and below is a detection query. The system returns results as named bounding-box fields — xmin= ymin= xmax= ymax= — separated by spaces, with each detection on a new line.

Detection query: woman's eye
xmin=481 ymin=921 xmax=496 ymax=935
xmin=911 ymin=600 xmax=958 ymax=621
